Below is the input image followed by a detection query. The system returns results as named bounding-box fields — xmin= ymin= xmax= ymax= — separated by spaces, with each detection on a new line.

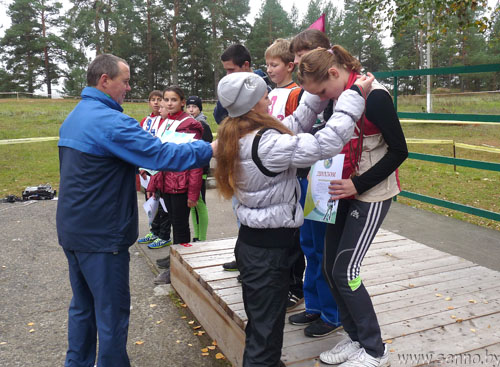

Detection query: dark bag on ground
xmin=22 ymin=184 xmax=56 ymax=200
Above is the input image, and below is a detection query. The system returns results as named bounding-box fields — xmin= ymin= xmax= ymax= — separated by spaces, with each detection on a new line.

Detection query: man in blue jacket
xmin=57 ymin=53 xmax=214 ymax=367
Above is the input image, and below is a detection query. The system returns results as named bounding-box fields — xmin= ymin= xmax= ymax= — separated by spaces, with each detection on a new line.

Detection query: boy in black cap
xmin=186 ymin=96 xmax=213 ymax=242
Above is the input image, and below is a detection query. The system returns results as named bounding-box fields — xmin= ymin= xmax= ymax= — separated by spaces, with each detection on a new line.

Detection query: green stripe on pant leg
xmin=349 ymin=276 xmax=362 ymax=291
xmin=190 ymin=196 xmax=208 ymax=241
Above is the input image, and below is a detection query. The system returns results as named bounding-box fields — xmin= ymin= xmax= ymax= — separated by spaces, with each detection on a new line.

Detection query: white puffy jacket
xmin=234 ymin=88 xmax=366 ymax=229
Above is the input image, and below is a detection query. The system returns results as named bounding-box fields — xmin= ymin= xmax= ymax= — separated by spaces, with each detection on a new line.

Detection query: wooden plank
xmin=365 ymin=241 xmax=433 ymax=258
xmin=457 ymin=342 xmax=500 ymax=367
xmin=361 ymin=247 xmax=447 ymax=266
xmin=171 ymin=230 xmax=500 ymax=367
xmin=362 ymin=260 xmax=476 ymax=287
xmin=367 ymin=239 xmax=425 ymax=255
xmin=206 ymin=277 xmax=241 ymax=291
xmin=181 ymin=247 xmax=235 ymax=261
xmin=380 ymin=299 xmax=500 ymax=340
xmin=386 ymin=312 xmax=500 ymax=366
xmin=170 ymin=254 xmax=245 ymax=367
xmin=371 ymin=267 xmax=500 ymax=305
xmin=182 ymin=252 xmax=236 ymax=271
xmin=281 ymin=331 xmax=346 ymax=365
xmin=171 ymin=238 xmax=236 ymax=256
xmin=374 ymin=283 xmax=500 ymax=314
xmin=361 ymin=254 xmax=471 ymax=281
xmin=371 ymin=233 xmax=408 ymax=244
xmin=196 ymin=265 xmax=239 ymax=282
xmin=366 ymin=266 xmax=489 ymax=296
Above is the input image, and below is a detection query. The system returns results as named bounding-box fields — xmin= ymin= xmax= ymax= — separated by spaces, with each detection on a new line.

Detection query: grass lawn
xmin=0 ymin=95 xmax=499 ymax=231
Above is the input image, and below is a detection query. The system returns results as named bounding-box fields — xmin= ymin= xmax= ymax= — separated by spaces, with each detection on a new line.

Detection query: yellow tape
xmin=406 ymin=138 xmax=454 ymax=145
xmin=0 ymin=137 xmax=59 ymax=145
xmin=455 ymin=143 xmax=500 ymax=154
xmin=401 ymin=119 xmax=499 ymax=126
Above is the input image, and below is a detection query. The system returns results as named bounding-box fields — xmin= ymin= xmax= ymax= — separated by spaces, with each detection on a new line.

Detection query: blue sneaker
xmin=138 ymin=232 xmax=157 ymax=244
xmin=148 ymin=238 xmax=172 ymax=249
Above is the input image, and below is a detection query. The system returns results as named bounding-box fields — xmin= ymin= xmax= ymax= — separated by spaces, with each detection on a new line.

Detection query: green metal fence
xmin=373 ymin=64 xmax=500 ymax=222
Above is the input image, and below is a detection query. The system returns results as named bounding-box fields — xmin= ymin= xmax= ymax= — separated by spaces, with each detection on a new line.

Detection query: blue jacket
xmin=57 ymin=87 xmax=213 ymax=252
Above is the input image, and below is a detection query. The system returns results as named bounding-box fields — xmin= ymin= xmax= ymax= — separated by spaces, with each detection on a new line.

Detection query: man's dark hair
xmin=220 ymin=44 xmax=251 ymax=67
xmin=87 ymin=54 xmax=128 ymax=87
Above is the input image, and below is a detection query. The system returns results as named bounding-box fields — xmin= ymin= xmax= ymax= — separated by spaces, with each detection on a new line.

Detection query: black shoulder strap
xmin=251 ymin=127 xmax=283 ymax=177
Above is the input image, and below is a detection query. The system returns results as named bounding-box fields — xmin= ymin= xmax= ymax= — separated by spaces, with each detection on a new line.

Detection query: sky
xmin=0 ymin=0 xmax=338 ymax=38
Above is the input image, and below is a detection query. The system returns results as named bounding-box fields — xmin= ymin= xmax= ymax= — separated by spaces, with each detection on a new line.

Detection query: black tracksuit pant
xmin=235 ymin=226 xmax=299 ymax=367
xmin=150 ymin=200 xmax=171 ymax=241
xmin=323 ymin=198 xmax=391 ymax=358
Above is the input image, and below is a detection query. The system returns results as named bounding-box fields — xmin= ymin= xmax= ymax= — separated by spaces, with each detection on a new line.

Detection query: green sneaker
xmin=148 ymin=238 xmax=172 ymax=249
xmin=138 ymin=232 xmax=158 ymax=244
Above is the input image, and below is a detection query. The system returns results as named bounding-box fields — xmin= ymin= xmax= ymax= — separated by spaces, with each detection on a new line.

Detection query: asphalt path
xmin=0 ymin=187 xmax=498 ymax=367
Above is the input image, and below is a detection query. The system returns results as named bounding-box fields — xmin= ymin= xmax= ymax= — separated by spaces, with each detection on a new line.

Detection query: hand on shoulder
xmin=354 ymin=72 xmax=374 ymax=95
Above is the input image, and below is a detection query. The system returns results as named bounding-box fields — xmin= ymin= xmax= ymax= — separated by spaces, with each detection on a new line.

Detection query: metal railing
xmin=373 ymin=64 xmax=500 ymax=222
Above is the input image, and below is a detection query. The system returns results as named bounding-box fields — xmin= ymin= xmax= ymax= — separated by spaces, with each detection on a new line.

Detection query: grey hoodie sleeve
xmin=257 ymin=89 xmax=365 ymax=173
xmin=281 ymin=91 xmax=329 ymax=134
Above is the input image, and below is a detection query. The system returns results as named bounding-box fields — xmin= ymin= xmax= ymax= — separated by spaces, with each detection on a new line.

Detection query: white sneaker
xmin=320 ymin=338 xmax=361 ymax=365
xmin=339 ymin=344 xmax=390 ymax=367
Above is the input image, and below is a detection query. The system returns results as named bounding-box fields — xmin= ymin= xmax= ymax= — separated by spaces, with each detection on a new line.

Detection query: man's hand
xmin=329 ymin=178 xmax=358 ymax=200
xmin=187 ymin=199 xmax=197 ymax=208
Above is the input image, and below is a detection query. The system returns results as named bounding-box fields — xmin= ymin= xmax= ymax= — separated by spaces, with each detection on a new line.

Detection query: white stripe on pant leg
xmin=347 ymin=202 xmax=377 ymax=281
xmin=347 ymin=202 xmax=381 ymax=284
xmin=355 ymin=203 xmax=383 ymax=277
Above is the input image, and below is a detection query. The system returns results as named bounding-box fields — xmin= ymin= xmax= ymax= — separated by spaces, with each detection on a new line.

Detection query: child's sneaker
xmin=320 ymin=338 xmax=361 ymax=365
xmin=339 ymin=344 xmax=389 ymax=367
xmin=138 ymin=232 xmax=157 ymax=244
xmin=148 ymin=238 xmax=172 ymax=249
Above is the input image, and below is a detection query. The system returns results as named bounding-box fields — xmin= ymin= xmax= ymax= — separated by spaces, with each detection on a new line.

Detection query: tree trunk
xmin=147 ymin=0 xmax=154 ymax=90
xmin=169 ymin=0 xmax=179 ymax=85
xmin=103 ymin=0 xmax=111 ymax=53
xmin=94 ymin=1 xmax=103 ymax=54
xmin=41 ymin=2 xmax=51 ymax=98
xmin=210 ymin=0 xmax=219 ymax=98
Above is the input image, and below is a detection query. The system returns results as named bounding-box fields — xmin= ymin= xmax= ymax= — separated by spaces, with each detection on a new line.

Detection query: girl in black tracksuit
xmin=298 ymin=46 xmax=408 ymax=367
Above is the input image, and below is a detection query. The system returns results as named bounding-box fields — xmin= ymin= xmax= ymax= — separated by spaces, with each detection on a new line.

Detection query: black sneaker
xmin=156 ymin=257 xmax=170 ymax=269
xmin=154 ymin=270 xmax=171 ymax=285
xmin=286 ymin=291 xmax=304 ymax=311
xmin=289 ymin=311 xmax=320 ymax=325
xmin=304 ymin=318 xmax=343 ymax=337
xmin=222 ymin=260 xmax=238 ymax=271
xmin=156 ymin=254 xmax=170 ymax=265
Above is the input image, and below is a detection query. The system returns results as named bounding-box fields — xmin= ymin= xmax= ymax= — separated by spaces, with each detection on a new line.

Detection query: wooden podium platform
xmin=170 ymin=229 xmax=500 ymax=366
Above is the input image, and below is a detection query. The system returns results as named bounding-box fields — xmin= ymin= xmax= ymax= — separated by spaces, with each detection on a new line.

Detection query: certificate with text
xmin=303 ymin=154 xmax=344 ymax=224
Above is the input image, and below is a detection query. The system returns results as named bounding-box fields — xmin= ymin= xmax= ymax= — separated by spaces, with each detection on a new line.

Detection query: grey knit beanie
xmin=217 ymin=72 xmax=267 ymax=117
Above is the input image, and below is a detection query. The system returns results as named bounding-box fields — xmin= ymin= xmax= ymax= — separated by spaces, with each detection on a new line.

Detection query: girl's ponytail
xmin=330 ymin=45 xmax=361 ymax=73
xmin=297 ymin=45 xmax=361 ymax=84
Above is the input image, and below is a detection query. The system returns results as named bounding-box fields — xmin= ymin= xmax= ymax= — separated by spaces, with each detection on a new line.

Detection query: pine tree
xmin=207 ymin=0 xmax=250 ymax=97
xmin=246 ymin=0 xmax=294 ymax=69
xmin=0 ymin=0 xmax=66 ymax=95
xmin=339 ymin=0 xmax=388 ymax=72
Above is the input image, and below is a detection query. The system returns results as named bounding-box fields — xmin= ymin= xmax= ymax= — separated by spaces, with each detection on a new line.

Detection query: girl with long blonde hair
xmin=214 ymin=71 xmax=373 ymax=367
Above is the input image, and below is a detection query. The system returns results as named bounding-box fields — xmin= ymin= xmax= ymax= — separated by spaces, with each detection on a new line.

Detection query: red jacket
xmin=147 ymin=111 xmax=204 ymax=202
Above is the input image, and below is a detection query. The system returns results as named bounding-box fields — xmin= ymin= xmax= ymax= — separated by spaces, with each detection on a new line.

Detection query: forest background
xmin=1 ymin=0 xmax=500 ymax=100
